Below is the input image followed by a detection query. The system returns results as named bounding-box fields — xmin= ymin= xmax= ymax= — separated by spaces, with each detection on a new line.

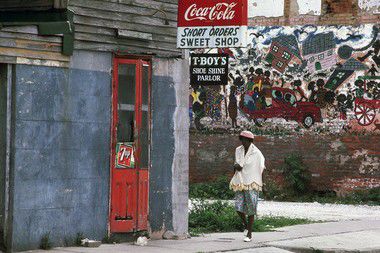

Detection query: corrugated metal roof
xmin=272 ymin=35 xmax=301 ymax=59
xmin=302 ymin=32 xmax=336 ymax=56
xmin=341 ymin=58 xmax=369 ymax=71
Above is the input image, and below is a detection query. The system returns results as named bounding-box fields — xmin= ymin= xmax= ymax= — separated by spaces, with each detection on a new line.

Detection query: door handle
xmin=115 ymin=215 xmax=133 ymax=221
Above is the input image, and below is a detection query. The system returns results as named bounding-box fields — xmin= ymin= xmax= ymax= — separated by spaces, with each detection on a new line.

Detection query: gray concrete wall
xmin=150 ymin=58 xmax=189 ymax=239
xmin=10 ymin=51 xmax=112 ymax=252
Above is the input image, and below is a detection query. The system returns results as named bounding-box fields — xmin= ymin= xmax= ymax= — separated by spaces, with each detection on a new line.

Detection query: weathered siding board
xmin=74 ymin=41 xmax=181 ymax=58
xmin=69 ymin=6 xmax=177 ymax=27
xmin=73 ymin=15 xmax=177 ymax=36
xmin=0 ymin=30 xmax=62 ymax=44
xmin=98 ymin=0 xmax=178 ymax=13
xmin=69 ymin=0 xmax=177 ymax=21
xmin=77 ymin=25 xmax=177 ymax=45
xmin=75 ymin=32 xmax=178 ymax=52
xmin=0 ymin=38 xmax=62 ymax=53
xmin=0 ymin=47 xmax=69 ymax=62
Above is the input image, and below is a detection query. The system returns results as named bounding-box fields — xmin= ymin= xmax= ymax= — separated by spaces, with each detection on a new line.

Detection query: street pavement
xmin=21 ymin=219 xmax=380 ymax=253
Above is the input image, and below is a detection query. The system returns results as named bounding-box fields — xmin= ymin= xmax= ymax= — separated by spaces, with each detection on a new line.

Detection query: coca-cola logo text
xmin=184 ymin=2 xmax=237 ymax=22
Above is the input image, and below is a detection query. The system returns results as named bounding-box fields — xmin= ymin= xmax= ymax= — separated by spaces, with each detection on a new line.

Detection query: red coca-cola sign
xmin=178 ymin=0 xmax=248 ymax=27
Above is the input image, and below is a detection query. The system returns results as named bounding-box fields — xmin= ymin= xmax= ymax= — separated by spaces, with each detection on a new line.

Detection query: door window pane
xmin=118 ymin=64 xmax=136 ymax=143
xmin=118 ymin=64 xmax=135 ymax=105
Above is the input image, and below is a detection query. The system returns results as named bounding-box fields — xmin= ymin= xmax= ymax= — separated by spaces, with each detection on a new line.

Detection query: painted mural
xmin=190 ymin=24 xmax=380 ymax=133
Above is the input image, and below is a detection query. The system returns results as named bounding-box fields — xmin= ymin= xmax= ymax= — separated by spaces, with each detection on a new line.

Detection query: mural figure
xmin=368 ymin=64 xmax=378 ymax=76
xmin=337 ymin=94 xmax=348 ymax=120
xmin=228 ymin=85 xmax=238 ymax=128
xmin=191 ymin=85 xmax=206 ymax=130
xmin=204 ymin=86 xmax=223 ymax=122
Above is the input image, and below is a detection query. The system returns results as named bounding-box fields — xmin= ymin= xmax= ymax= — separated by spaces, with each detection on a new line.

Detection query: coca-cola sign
xmin=177 ymin=0 xmax=248 ymax=49
xmin=184 ymin=3 xmax=237 ymax=22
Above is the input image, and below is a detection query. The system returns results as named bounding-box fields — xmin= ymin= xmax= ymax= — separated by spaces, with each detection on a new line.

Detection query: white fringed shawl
xmin=230 ymin=144 xmax=266 ymax=192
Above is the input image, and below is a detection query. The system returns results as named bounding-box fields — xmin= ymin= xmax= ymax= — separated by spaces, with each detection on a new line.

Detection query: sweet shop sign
xmin=177 ymin=0 xmax=248 ymax=49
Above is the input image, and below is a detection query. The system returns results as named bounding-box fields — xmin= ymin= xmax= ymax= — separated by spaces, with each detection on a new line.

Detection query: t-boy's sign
xmin=177 ymin=0 xmax=248 ymax=49
xmin=190 ymin=54 xmax=229 ymax=86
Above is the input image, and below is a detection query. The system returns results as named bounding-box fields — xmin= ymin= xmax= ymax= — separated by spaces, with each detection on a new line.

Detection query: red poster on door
xmin=116 ymin=143 xmax=135 ymax=168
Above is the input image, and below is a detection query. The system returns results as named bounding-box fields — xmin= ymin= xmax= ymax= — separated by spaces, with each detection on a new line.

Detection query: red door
xmin=110 ymin=58 xmax=150 ymax=233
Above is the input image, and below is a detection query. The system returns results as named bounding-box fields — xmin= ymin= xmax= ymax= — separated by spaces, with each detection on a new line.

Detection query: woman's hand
xmin=233 ymin=164 xmax=243 ymax=172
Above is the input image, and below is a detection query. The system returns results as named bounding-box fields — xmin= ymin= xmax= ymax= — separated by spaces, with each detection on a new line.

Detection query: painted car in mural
xmin=240 ymin=87 xmax=322 ymax=128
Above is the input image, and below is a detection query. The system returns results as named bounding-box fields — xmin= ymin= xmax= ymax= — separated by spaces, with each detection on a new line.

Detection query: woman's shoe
xmin=243 ymin=237 xmax=252 ymax=242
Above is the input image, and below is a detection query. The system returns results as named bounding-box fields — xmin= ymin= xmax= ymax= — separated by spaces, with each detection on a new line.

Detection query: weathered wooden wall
xmin=0 ymin=0 xmax=180 ymax=67
xmin=69 ymin=0 xmax=181 ymax=58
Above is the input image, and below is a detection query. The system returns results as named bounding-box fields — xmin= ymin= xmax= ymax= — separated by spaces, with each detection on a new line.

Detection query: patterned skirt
xmin=234 ymin=190 xmax=259 ymax=216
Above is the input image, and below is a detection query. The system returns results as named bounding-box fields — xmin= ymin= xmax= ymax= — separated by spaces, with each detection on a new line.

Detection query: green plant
xmin=262 ymin=179 xmax=287 ymax=200
xmin=189 ymin=200 xmax=313 ymax=236
xmin=281 ymin=154 xmax=311 ymax=195
xmin=75 ymin=232 xmax=84 ymax=246
xmin=40 ymin=232 xmax=52 ymax=250
xmin=189 ymin=176 xmax=235 ymax=200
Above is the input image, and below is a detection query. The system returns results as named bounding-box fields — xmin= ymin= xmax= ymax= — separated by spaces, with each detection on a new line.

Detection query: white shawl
xmin=230 ymin=143 xmax=266 ymax=192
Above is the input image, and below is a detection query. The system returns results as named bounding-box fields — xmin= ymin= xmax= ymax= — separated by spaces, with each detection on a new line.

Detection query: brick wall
xmin=190 ymin=131 xmax=380 ymax=194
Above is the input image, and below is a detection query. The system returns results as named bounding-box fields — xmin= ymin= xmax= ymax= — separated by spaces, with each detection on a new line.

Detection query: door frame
xmin=109 ymin=54 xmax=152 ymax=233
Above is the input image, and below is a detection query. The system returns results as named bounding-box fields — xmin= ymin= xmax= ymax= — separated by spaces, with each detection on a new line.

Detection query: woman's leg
xmin=247 ymin=215 xmax=254 ymax=238
xmin=236 ymin=211 xmax=247 ymax=230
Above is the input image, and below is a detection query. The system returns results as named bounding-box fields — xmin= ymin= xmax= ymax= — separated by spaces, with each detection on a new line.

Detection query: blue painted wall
xmin=150 ymin=75 xmax=176 ymax=233
xmin=0 ymin=65 xmax=7 ymax=240
xmin=11 ymin=63 xmax=112 ymax=251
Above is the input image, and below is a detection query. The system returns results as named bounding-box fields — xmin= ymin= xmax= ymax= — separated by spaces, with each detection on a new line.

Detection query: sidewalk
xmin=22 ymin=219 xmax=380 ymax=253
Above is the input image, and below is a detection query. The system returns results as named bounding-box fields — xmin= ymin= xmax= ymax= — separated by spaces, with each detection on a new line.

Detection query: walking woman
xmin=230 ymin=131 xmax=266 ymax=242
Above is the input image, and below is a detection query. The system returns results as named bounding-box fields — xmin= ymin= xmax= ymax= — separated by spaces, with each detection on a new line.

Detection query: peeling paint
xmin=297 ymin=0 xmax=322 ymax=15
xmin=359 ymin=0 xmax=380 ymax=14
xmin=249 ymin=0 xmax=285 ymax=17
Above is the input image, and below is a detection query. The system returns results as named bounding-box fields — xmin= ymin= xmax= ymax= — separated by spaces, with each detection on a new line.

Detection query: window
xmin=327 ymin=49 xmax=333 ymax=56
xmin=309 ymin=56 xmax=315 ymax=63
xmin=282 ymin=51 xmax=291 ymax=60
xmin=337 ymin=72 xmax=345 ymax=79
xmin=276 ymin=61 xmax=284 ymax=68
xmin=273 ymin=45 xmax=279 ymax=52
xmin=318 ymin=53 xmax=324 ymax=60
